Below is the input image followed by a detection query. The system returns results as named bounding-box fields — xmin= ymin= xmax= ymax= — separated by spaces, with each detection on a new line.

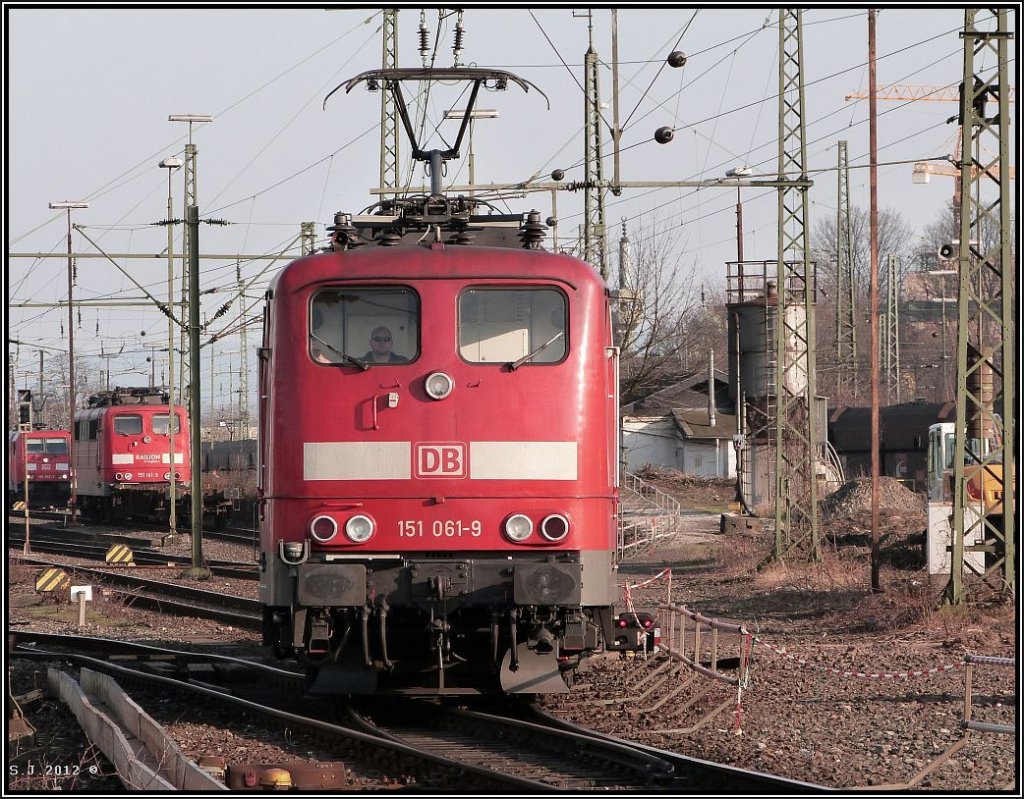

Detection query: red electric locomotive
xmin=73 ymin=387 xmax=230 ymax=527
xmin=259 ymin=67 xmax=647 ymax=695
xmin=8 ymin=429 xmax=72 ymax=510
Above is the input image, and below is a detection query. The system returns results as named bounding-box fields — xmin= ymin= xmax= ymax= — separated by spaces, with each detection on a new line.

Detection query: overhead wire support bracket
xmin=329 ymin=67 xmax=549 ymax=163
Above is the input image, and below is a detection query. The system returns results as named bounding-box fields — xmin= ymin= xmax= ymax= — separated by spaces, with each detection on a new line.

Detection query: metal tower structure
xmin=179 ymin=141 xmax=198 ymax=403
xmin=582 ymin=14 xmax=608 ymax=279
xmin=301 ymin=221 xmax=318 ymax=256
xmin=380 ymin=9 xmax=400 ymax=199
xmin=235 ymin=264 xmax=250 ymax=441
xmin=946 ymin=7 xmax=1015 ymax=605
xmin=883 ymin=254 xmax=901 ymax=403
xmin=772 ymin=9 xmax=820 ymax=561
xmin=835 ymin=140 xmax=857 ymax=395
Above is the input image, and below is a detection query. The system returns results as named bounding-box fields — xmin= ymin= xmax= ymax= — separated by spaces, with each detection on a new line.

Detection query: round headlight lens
xmin=345 ymin=514 xmax=375 ymax=543
xmin=504 ymin=513 xmax=533 ymax=542
xmin=309 ymin=514 xmax=338 ymax=543
xmin=540 ymin=513 xmax=570 ymax=542
xmin=425 ymin=371 xmax=454 ymax=400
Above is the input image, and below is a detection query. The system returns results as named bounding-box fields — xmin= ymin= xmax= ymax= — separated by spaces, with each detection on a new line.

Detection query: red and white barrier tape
xmin=625 ymin=567 xmax=672 ymax=591
xmin=753 ymin=637 xmax=963 ymax=679
xmin=623 ymin=568 xmax=672 ymax=615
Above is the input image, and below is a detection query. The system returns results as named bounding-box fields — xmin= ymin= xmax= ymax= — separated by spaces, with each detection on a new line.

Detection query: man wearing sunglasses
xmin=363 ymin=326 xmax=407 ymax=364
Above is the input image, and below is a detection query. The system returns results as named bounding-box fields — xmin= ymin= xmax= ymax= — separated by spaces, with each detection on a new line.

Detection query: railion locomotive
xmin=8 ymin=429 xmax=72 ymax=510
xmin=73 ymin=387 xmax=231 ymax=527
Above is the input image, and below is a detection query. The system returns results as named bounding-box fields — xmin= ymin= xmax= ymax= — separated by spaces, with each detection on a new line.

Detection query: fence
xmin=618 ymin=472 xmax=683 ymax=559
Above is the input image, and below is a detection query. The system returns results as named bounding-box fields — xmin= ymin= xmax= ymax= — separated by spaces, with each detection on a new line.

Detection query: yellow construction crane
xmin=845 ymin=84 xmax=1016 ymax=207
xmin=844 ymin=82 xmax=1015 ymax=103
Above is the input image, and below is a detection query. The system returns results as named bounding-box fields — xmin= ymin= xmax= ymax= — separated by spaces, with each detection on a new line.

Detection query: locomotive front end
xmin=260 ymin=244 xmax=622 ymax=695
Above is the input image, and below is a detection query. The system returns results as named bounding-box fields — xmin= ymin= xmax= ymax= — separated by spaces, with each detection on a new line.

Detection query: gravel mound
xmin=821 ymin=476 xmax=925 ymax=520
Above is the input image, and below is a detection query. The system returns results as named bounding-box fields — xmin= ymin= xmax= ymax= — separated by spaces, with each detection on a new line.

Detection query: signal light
xmin=617 ymin=611 xmax=657 ymax=629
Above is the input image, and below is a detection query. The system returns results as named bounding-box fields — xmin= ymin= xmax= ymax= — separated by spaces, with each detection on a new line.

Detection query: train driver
xmin=362 ymin=327 xmax=407 ymax=364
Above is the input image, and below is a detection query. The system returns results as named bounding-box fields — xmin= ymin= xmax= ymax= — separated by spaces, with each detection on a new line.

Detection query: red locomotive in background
xmin=258 ymin=67 xmax=651 ymax=695
xmin=7 ymin=429 xmax=72 ymax=510
xmin=73 ymin=387 xmax=231 ymax=527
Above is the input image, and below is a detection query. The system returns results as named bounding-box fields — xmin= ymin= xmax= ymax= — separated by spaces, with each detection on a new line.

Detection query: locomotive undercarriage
xmin=78 ymin=485 xmax=231 ymax=528
xmin=8 ymin=481 xmax=72 ymax=511
xmin=264 ymin=553 xmax=620 ymax=695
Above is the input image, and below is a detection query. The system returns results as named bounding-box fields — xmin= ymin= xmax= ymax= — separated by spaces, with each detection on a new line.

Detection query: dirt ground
xmin=545 ymin=468 xmax=1017 ymax=790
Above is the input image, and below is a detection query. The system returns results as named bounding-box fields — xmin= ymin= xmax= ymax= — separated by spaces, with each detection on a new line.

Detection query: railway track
xmin=9 ymin=509 xmax=258 ymax=544
xmin=524 ymin=703 xmax=829 ymax=793
xmin=9 ymin=639 xmax=572 ymax=792
xmin=9 ymin=637 xmax=828 ymax=792
xmin=8 ymin=529 xmax=257 ymax=580
xmin=347 ymin=698 xmax=675 ymax=790
xmin=10 ymin=556 xmax=262 ymax=629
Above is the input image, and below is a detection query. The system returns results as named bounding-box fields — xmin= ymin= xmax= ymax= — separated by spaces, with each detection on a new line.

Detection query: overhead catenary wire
xmin=9 ymin=9 xmax=987 ymax=397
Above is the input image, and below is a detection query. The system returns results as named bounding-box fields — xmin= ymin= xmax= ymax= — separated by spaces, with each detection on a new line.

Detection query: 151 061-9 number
xmin=399 ymin=520 xmax=482 ymax=538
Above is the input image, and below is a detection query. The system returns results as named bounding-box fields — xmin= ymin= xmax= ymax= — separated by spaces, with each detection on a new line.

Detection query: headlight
xmin=115 ymin=472 xmax=124 ymax=481
xmin=345 ymin=514 xmax=375 ymax=543
xmin=309 ymin=514 xmax=338 ymax=543
xmin=539 ymin=513 xmax=570 ymax=542
xmin=504 ymin=513 xmax=533 ymax=542
xmin=425 ymin=371 xmax=454 ymax=400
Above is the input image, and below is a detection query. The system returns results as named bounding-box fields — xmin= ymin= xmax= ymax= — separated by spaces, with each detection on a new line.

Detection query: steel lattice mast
xmin=835 ymin=140 xmax=857 ymax=395
xmin=772 ymin=8 xmax=820 ymax=561
xmin=179 ymin=141 xmax=198 ymax=399
xmin=946 ymin=7 xmax=1015 ymax=605
xmin=883 ymin=254 xmax=901 ymax=403
xmin=583 ymin=15 xmax=608 ymax=279
xmin=380 ymin=9 xmax=400 ymax=200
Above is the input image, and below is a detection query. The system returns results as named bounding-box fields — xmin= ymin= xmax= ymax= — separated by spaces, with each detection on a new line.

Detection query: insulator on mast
xmin=453 ymin=11 xmax=465 ymax=67
xmin=419 ymin=12 xmax=430 ymax=67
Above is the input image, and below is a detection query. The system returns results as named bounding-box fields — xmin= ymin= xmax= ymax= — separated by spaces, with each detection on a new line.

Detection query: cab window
xmin=44 ymin=438 xmax=69 ymax=455
xmin=25 ymin=439 xmax=44 ymax=455
xmin=458 ymin=288 xmax=567 ymax=364
xmin=113 ymin=414 xmax=143 ymax=436
xmin=310 ymin=288 xmax=418 ymax=366
xmin=152 ymin=414 xmax=182 ymax=435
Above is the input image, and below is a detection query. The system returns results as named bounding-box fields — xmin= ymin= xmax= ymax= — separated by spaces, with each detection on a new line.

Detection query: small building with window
xmin=620 ymin=370 xmax=736 ymax=478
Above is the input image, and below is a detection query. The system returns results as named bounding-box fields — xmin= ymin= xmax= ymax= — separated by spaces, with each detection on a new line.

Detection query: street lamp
xmin=168 ymin=115 xmax=213 ymax=577
xmin=48 ymin=200 xmax=89 ymax=518
xmin=159 ymin=156 xmax=183 ymax=539
xmin=725 ymin=166 xmax=752 ymax=262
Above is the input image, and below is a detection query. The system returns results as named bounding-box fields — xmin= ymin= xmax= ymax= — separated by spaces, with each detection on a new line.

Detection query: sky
xmin=5 ymin=5 xmax=1016 ymax=419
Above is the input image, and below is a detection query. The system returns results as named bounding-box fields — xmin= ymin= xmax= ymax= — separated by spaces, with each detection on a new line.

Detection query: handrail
xmin=617 ymin=472 xmax=684 ymax=560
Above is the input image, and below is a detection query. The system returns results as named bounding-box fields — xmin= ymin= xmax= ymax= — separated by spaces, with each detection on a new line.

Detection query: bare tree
xmin=811 ymin=206 xmax=916 ymax=402
xmin=615 ymin=222 xmax=715 ymax=403
xmin=812 ymin=205 xmax=916 ymax=291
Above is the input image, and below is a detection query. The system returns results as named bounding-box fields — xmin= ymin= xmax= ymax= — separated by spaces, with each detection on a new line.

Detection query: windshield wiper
xmin=508 ymin=331 xmax=564 ymax=371
xmin=311 ymin=333 xmax=368 ymax=371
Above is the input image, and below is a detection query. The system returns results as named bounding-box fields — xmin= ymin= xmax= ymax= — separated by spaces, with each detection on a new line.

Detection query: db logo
xmin=415 ymin=443 xmax=466 ymax=478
